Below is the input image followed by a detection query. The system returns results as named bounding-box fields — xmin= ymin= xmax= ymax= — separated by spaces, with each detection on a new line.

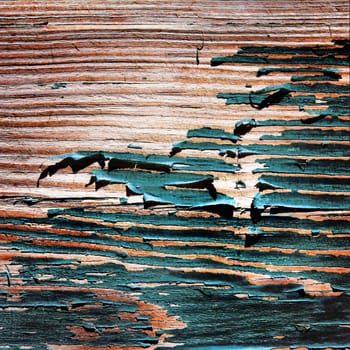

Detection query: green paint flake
xmin=211 ymin=41 xmax=350 ymax=67
xmin=127 ymin=143 xmax=143 ymax=149
xmin=253 ymin=158 xmax=350 ymax=176
xmin=51 ymin=82 xmax=67 ymax=89
xmin=257 ymin=67 xmax=341 ymax=78
xmin=260 ymin=129 xmax=350 ymax=141
xmin=258 ymin=115 xmax=348 ymax=127
xmin=171 ymin=140 xmax=350 ymax=158
xmin=211 ymin=54 xmax=350 ymax=67
xmin=252 ymin=83 xmax=349 ymax=94
xmin=252 ymin=191 xmax=350 ymax=212
xmin=257 ymin=174 xmax=350 ymax=193
xmin=237 ymin=44 xmax=350 ymax=55
xmin=187 ymin=127 xmax=239 ymax=143
xmin=87 ymin=169 xmax=235 ymax=216
xmin=290 ymin=74 xmax=341 ymax=82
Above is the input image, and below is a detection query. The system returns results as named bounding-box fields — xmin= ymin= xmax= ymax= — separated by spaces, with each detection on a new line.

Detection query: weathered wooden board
xmin=0 ymin=1 xmax=349 ymax=349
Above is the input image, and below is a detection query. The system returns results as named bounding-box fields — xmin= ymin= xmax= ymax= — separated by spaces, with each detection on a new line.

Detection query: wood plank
xmin=0 ymin=1 xmax=349 ymax=348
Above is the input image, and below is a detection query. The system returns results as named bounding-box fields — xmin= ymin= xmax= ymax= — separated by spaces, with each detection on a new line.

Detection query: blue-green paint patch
xmin=187 ymin=127 xmax=239 ymax=143
xmin=171 ymin=140 xmax=350 ymax=158
xmin=211 ymin=41 xmax=350 ymax=67
xmin=253 ymin=158 xmax=350 ymax=176
xmin=87 ymin=169 xmax=235 ymax=217
xmin=257 ymin=67 xmax=341 ymax=79
xmin=252 ymin=191 xmax=350 ymax=212
xmin=257 ymin=174 xmax=350 ymax=193
xmin=51 ymin=82 xmax=67 ymax=89
xmin=260 ymin=129 xmax=350 ymax=141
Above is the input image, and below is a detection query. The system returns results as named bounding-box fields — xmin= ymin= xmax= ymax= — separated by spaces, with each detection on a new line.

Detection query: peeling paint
xmin=4 ymin=39 xmax=350 ymax=349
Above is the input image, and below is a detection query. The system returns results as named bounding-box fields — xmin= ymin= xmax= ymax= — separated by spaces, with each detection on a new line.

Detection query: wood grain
xmin=0 ymin=1 xmax=349 ymax=349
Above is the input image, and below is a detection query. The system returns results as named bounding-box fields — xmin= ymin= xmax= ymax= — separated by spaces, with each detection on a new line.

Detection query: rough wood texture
xmin=0 ymin=1 xmax=349 ymax=349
